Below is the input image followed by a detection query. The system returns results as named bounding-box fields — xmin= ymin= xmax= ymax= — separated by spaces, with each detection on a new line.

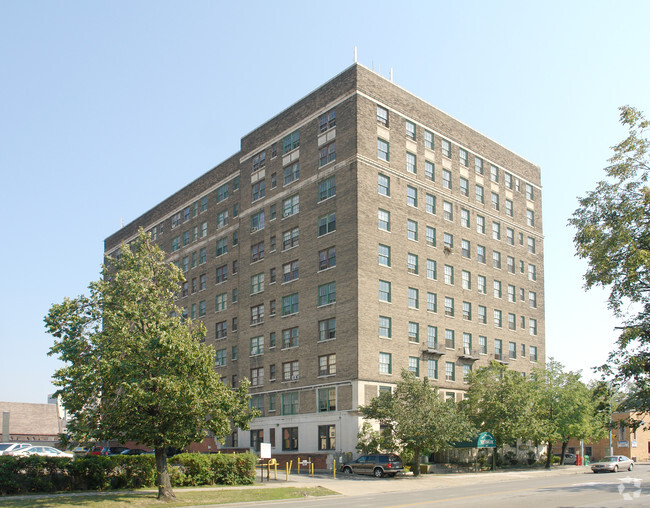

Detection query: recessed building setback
xmin=105 ymin=63 xmax=545 ymax=458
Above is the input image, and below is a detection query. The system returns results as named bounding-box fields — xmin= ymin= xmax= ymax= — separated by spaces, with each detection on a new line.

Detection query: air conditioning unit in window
xmin=292 ymin=374 xmax=299 ymax=380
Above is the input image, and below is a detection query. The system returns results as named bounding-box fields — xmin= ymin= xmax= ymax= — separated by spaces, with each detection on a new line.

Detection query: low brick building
xmin=0 ymin=400 xmax=66 ymax=446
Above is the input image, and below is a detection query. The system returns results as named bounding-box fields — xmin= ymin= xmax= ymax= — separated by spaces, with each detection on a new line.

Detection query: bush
xmin=527 ymin=451 xmax=537 ymax=466
xmin=504 ymin=451 xmax=518 ymax=466
xmin=169 ymin=452 xmax=256 ymax=486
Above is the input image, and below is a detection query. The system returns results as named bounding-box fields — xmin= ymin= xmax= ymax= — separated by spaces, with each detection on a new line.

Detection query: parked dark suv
xmin=341 ymin=453 xmax=404 ymax=477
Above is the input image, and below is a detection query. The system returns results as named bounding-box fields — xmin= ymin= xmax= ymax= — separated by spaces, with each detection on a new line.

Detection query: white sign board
xmin=260 ymin=442 xmax=271 ymax=459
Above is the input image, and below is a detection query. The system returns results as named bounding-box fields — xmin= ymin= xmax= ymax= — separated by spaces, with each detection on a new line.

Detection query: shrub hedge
xmin=0 ymin=452 xmax=257 ymax=495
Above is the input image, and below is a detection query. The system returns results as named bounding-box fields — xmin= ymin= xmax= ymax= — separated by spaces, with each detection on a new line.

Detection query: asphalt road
xmin=217 ymin=465 xmax=650 ymax=508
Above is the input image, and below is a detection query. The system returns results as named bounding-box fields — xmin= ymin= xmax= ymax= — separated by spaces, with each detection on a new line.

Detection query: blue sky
xmin=1 ymin=1 xmax=649 ymax=403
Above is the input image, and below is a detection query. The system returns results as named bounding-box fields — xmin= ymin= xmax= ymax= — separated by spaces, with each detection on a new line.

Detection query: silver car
xmin=591 ymin=455 xmax=634 ymax=473
xmin=6 ymin=446 xmax=74 ymax=458
xmin=0 ymin=443 xmax=32 ymax=456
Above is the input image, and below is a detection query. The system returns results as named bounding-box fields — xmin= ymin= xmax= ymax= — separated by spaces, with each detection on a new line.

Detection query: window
xmin=475 ymin=185 xmax=484 ymax=203
xmin=506 ymin=228 xmax=514 ymax=245
xmin=318 ymin=388 xmax=336 ymax=413
xmin=409 ymin=357 xmax=420 ymax=376
xmin=494 ymin=309 xmax=502 ymax=328
xmin=477 ymin=245 xmax=486 ymax=264
xmin=426 ymin=193 xmax=436 ymax=214
xmin=493 ymin=251 xmax=501 ymax=269
xmin=442 ymin=169 xmax=452 ymax=189
xmin=507 ymin=256 xmax=515 ymax=274
xmin=408 ymin=287 xmax=419 ymax=308
xmin=442 ymin=139 xmax=451 ymax=158
xmin=504 ymin=172 xmax=513 ymax=189
xmin=491 ymin=192 xmax=499 ymax=211
xmin=377 ymin=106 xmax=388 ymax=126
xmin=318 ymin=213 xmax=336 ymax=236
xmin=463 ymin=301 xmax=472 ymax=320
xmin=461 ymin=208 xmax=470 ymax=228
xmin=282 ymin=130 xmax=300 ymax=154
xmin=319 ymin=318 xmax=336 ymax=341
xmin=459 ymin=148 xmax=468 ymax=167
xmin=474 ymin=156 xmax=484 ymax=174
xmin=463 ymin=364 xmax=472 ymax=383
xmin=528 ymin=264 xmax=537 ymax=281
xmin=407 ymin=219 xmax=418 ymax=241
xmin=444 ymin=264 xmax=454 ymax=285
xmin=478 ymin=275 xmax=486 ymax=294
xmin=215 ymin=348 xmax=226 ymax=367
xmin=527 ymin=209 xmax=535 ymax=227
xmin=406 ymin=152 xmax=416 ymax=174
xmin=216 ymin=321 xmax=227 ymax=339
xmin=216 ymin=264 xmax=228 ymax=284
xmin=444 ymin=297 xmax=454 ymax=316
xmin=460 ymin=177 xmax=469 ymax=196
xmin=318 ymin=282 xmax=336 ymax=306
xmin=407 ymin=253 xmax=419 ymax=274
xmin=282 ymin=427 xmax=299 ymax=450
xmin=250 ymin=211 xmax=265 ymax=233
xmin=529 ymin=291 xmax=537 ymax=308
xmin=530 ymin=345 xmax=538 ymax=361
xmin=426 ymin=226 xmax=436 ymax=246
xmin=216 ymin=210 xmax=228 ymax=229
xmin=443 ymin=201 xmax=453 ymax=221
xmin=379 ymin=316 xmax=392 ymax=338
xmin=427 ymin=292 xmax=437 ymax=312
xmin=282 ymin=327 xmax=299 ymax=349
xmin=378 ymin=244 xmax=391 ymax=266
xmin=199 ymin=273 xmax=207 ymax=291
xmin=528 ymin=236 xmax=536 ymax=253
xmin=407 ymin=186 xmax=417 ymax=207
xmin=250 ymin=273 xmax=264 ymax=294
xmin=282 ymin=293 xmax=299 ymax=315
xmin=478 ymin=305 xmax=486 ymax=324
xmin=427 ymin=325 xmax=438 ymax=348
xmin=490 ymin=164 xmax=499 ymax=183
xmin=319 ymin=247 xmax=336 ymax=270
xmin=509 ymin=341 xmax=517 ymax=360
xmin=282 ymin=227 xmax=299 ymax=250
xmin=492 ymin=221 xmax=501 ymax=240
xmin=172 ymin=212 xmax=181 ymax=229
xmin=408 ymin=322 xmax=420 ymax=342
xmin=379 ymin=352 xmax=392 ymax=374
xmin=216 ymin=237 xmax=228 ymax=257
xmin=282 ymin=361 xmax=299 ymax=381
xmin=379 ymin=280 xmax=391 ymax=302
xmin=319 ymin=142 xmax=336 ymax=167
xmin=251 ymin=241 xmax=264 ymax=262
xmin=508 ymin=313 xmax=516 ymax=330
xmin=425 ymin=160 xmax=434 ymax=180
xmin=378 ymin=209 xmax=391 ymax=231
xmin=198 ymin=300 xmax=206 ymax=317
xmin=282 ymin=194 xmax=299 ymax=217
xmin=406 ymin=120 xmax=416 ymax=140
xmin=377 ymin=138 xmax=389 ymax=161
xmin=461 ymin=239 xmax=471 ymax=258
xmin=526 ymin=183 xmax=534 ymax=200
xmin=505 ymin=199 xmax=513 ymax=217
xmin=477 ymin=336 xmax=486 ymax=355
xmin=281 ymin=393 xmax=299 ymax=415
xmin=252 ymin=180 xmax=265 ymax=202
xmin=171 ymin=236 xmax=180 ymax=252
xmin=250 ymin=303 xmax=264 ymax=324
xmin=445 ymin=362 xmax=456 ymax=381
xmin=378 ymin=173 xmax=390 ymax=196
xmin=317 ymin=108 xmax=336 ymax=132
xmin=250 ymin=336 xmax=264 ymax=356
xmin=424 ymin=130 xmax=434 ymax=149
xmin=507 ymin=284 xmax=516 ymax=303
xmin=494 ymin=280 xmax=502 ymax=298
xmin=494 ymin=339 xmax=503 ymax=359
xmin=462 ymin=270 xmax=471 ymax=289
xmin=445 ymin=329 xmax=455 ymax=348
xmin=283 ymin=161 xmax=299 ymax=185
xmin=476 ymin=215 xmax=485 ymax=234
xmin=319 ymin=354 xmax=336 ymax=376
xmin=216 ymin=293 xmax=227 ymax=312
xmin=426 ymin=259 xmax=437 ymax=279
xmin=530 ymin=318 xmax=538 ymax=336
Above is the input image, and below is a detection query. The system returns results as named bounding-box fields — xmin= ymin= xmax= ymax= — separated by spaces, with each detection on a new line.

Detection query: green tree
xmin=569 ymin=105 xmax=650 ymax=410
xmin=462 ymin=362 xmax=534 ymax=469
xmin=45 ymin=230 xmax=256 ymax=501
xmin=359 ymin=370 xmax=474 ymax=476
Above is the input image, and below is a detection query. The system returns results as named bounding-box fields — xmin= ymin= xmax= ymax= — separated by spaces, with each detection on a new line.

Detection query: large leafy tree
xmin=569 ymin=105 xmax=650 ymax=411
xmin=45 ymin=229 xmax=256 ymax=501
xmin=359 ymin=370 xmax=474 ymax=476
xmin=462 ymin=362 xmax=534 ymax=468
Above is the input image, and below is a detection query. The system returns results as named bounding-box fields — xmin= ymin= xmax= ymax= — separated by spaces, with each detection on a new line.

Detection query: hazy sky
xmin=2 ymin=1 xmax=649 ymax=403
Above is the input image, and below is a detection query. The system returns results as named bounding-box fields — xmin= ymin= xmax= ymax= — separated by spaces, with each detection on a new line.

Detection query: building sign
xmin=453 ymin=431 xmax=496 ymax=449
xmin=618 ymin=441 xmax=629 ymax=448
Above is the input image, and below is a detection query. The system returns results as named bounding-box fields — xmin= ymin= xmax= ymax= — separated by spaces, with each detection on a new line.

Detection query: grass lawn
xmin=0 ymin=486 xmax=337 ymax=507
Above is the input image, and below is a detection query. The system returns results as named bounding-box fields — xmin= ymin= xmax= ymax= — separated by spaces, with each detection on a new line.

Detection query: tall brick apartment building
xmin=105 ymin=64 xmax=545 ymax=458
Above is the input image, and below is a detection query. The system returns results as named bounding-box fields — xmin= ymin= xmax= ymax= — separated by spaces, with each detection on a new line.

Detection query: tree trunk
xmin=155 ymin=447 xmax=175 ymax=501
xmin=491 ymin=448 xmax=496 ymax=470
xmin=412 ymin=446 xmax=420 ymax=477
xmin=545 ymin=442 xmax=552 ymax=469
xmin=560 ymin=441 xmax=568 ymax=465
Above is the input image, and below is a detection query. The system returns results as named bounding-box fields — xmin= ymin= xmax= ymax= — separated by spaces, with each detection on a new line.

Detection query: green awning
xmin=453 ymin=432 xmax=496 ymax=449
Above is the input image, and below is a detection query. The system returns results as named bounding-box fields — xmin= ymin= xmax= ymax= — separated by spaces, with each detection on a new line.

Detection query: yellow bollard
xmin=286 ymin=462 xmax=289 ymax=481
xmin=297 ymin=457 xmax=301 ymax=474
xmin=333 ymin=459 xmax=336 ymax=479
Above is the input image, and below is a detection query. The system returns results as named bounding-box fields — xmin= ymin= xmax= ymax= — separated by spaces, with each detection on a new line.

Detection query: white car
xmin=6 ymin=445 xmax=74 ymax=458
xmin=0 ymin=443 xmax=32 ymax=456
xmin=591 ymin=455 xmax=634 ymax=473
